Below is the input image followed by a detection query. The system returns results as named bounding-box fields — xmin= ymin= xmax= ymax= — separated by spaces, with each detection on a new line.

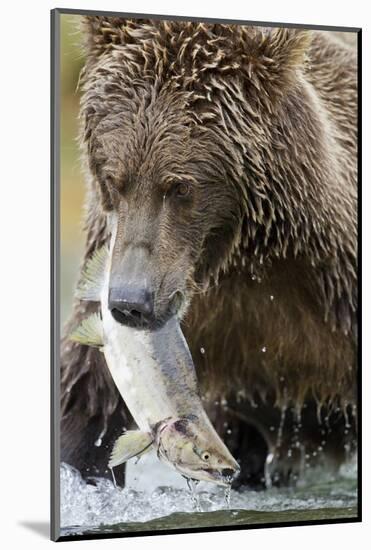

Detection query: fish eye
xmin=193 ymin=446 xmax=211 ymax=461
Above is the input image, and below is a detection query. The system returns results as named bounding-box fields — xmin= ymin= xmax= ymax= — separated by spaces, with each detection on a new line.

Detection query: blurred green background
xmin=60 ymin=14 xmax=85 ymax=326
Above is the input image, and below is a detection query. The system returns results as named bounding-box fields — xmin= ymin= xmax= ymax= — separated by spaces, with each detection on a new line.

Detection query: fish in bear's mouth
xmin=71 ymin=236 xmax=240 ymax=488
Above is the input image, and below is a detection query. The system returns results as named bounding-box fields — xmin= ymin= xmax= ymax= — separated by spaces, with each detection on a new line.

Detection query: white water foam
xmin=60 ymin=451 xmax=357 ymax=532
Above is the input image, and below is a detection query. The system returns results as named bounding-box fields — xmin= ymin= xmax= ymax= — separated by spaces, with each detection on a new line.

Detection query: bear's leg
xmin=265 ymin=401 xmax=357 ymax=487
xmin=209 ymin=398 xmax=271 ymax=488
xmin=61 ymin=405 xmax=128 ymax=486
xmin=211 ymin=397 xmax=357 ymax=489
xmin=226 ymin=421 xmax=269 ymax=488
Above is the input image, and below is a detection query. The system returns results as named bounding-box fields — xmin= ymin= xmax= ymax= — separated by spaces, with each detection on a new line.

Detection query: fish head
xmin=155 ymin=415 xmax=240 ymax=486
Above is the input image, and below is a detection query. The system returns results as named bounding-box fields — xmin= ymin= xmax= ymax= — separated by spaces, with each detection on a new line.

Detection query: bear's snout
xmin=108 ymin=286 xmax=154 ymax=328
xmin=108 ymin=243 xmax=157 ymax=329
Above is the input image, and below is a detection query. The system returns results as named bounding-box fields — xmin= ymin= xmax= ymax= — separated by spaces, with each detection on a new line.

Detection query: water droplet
xmin=110 ymin=467 xmax=117 ymax=488
xmin=270 ymin=295 xmax=274 ymax=301
xmin=262 ymin=346 xmax=267 ymax=353
xmin=186 ymin=478 xmax=201 ymax=512
xmin=200 ymin=347 xmax=205 ymax=354
xmin=224 ymin=485 xmax=232 ymax=509
xmin=266 ymin=452 xmax=274 ymax=464
xmin=264 ymin=453 xmax=274 ymax=488
xmin=276 ymin=403 xmax=287 ymax=449
xmin=227 ymin=429 xmax=232 ymax=434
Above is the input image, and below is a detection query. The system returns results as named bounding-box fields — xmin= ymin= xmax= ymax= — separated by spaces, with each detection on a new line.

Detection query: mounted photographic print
xmin=51 ymin=8 xmax=361 ymax=541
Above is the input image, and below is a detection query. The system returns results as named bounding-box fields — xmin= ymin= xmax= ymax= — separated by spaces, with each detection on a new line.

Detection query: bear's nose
xmin=108 ymin=287 xmax=154 ymax=327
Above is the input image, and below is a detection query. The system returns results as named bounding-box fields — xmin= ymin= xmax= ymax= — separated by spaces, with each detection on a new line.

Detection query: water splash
xmin=109 ymin=467 xmax=117 ymax=488
xmin=94 ymin=425 xmax=107 ymax=448
xmin=264 ymin=452 xmax=274 ymax=489
xmin=224 ymin=484 xmax=232 ymax=509
xmin=276 ymin=402 xmax=287 ymax=450
xmin=60 ymin=457 xmax=357 ymax=534
xmin=186 ymin=478 xmax=201 ymax=512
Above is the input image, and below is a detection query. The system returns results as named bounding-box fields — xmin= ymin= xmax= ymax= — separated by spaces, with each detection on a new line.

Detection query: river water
xmin=60 ymin=451 xmax=358 ymax=537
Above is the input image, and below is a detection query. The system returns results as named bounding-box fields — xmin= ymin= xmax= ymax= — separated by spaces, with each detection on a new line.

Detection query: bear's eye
xmin=201 ymin=451 xmax=210 ymax=461
xmin=175 ymin=181 xmax=191 ymax=198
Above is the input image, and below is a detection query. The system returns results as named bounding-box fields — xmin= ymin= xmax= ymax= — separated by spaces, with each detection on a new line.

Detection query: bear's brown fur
xmin=60 ymin=18 xmax=357 ymax=486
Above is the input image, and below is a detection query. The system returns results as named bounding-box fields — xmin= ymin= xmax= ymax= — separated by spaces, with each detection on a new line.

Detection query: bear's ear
xmin=80 ymin=16 xmax=149 ymax=59
xmin=80 ymin=16 xmax=116 ymax=59
xmin=263 ymin=28 xmax=311 ymax=69
xmin=245 ymin=27 xmax=311 ymax=88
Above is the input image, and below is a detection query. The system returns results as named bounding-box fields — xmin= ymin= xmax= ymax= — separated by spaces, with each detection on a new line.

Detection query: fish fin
xmin=70 ymin=313 xmax=104 ymax=348
xmin=109 ymin=431 xmax=153 ymax=468
xmin=76 ymin=245 xmax=109 ymax=301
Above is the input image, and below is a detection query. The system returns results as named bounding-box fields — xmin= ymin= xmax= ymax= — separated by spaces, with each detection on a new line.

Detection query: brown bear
xmin=60 ymin=17 xmax=358 ymax=488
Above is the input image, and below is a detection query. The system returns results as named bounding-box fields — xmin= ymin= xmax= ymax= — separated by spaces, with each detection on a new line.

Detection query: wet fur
xmin=61 ymin=20 xmax=357 ymax=483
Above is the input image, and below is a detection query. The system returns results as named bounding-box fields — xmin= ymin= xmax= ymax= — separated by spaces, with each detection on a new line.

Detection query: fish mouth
xmin=174 ymin=464 xmax=239 ymax=487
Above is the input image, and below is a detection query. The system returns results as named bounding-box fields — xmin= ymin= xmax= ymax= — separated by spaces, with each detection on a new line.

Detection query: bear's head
xmin=79 ymin=17 xmax=328 ymax=330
